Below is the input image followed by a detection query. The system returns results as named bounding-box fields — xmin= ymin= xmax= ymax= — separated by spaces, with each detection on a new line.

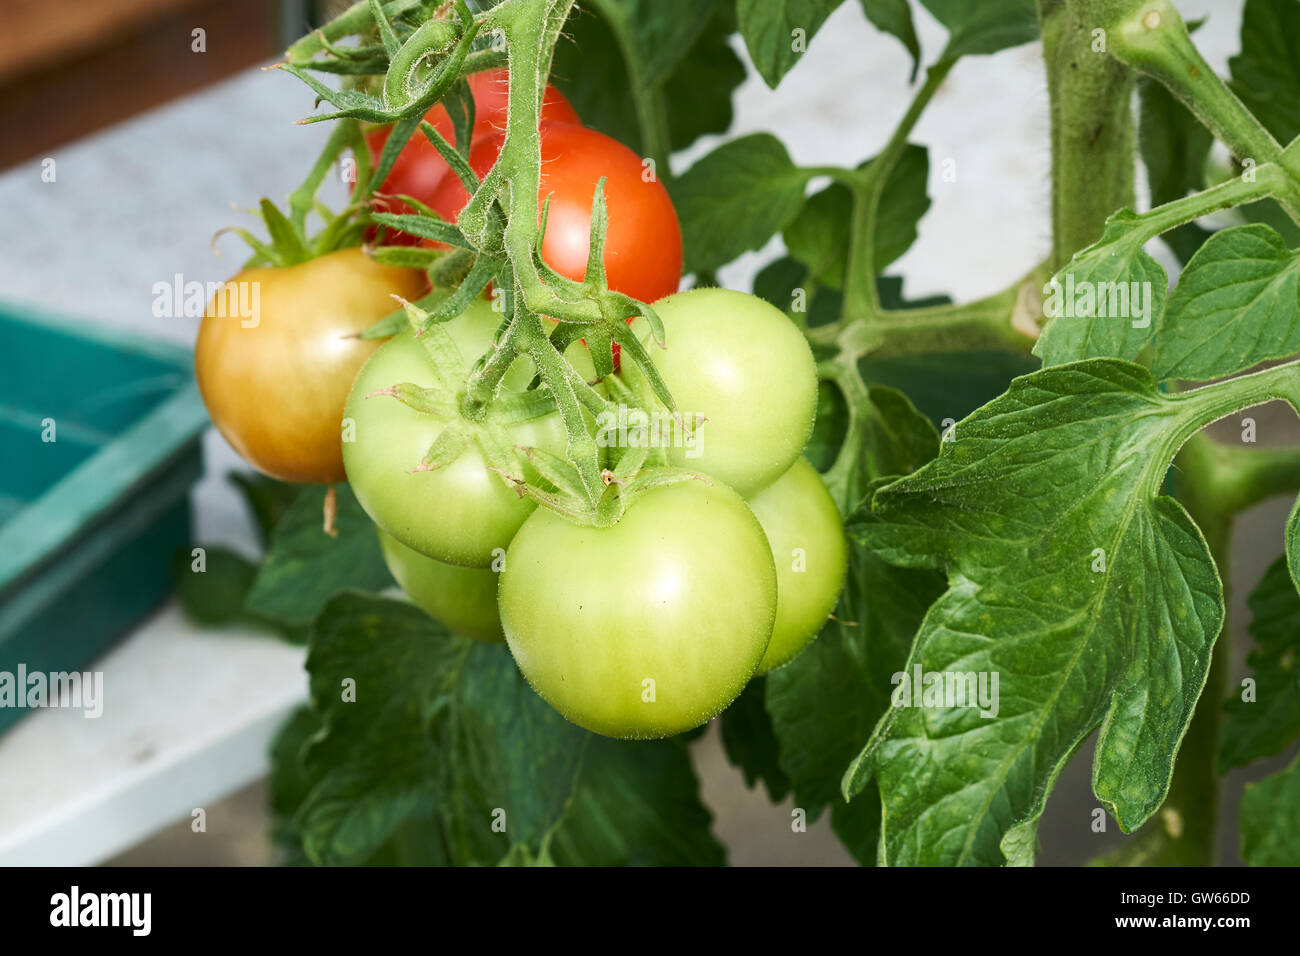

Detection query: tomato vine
xmin=182 ymin=0 xmax=1300 ymax=868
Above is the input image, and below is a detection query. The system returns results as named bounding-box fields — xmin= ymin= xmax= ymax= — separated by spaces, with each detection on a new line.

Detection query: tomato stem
xmin=841 ymin=58 xmax=954 ymax=327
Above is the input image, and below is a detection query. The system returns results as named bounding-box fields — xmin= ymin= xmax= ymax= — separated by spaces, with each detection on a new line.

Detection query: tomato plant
xmin=195 ymin=247 xmax=426 ymax=484
xmin=499 ymin=479 xmax=776 ymax=738
xmin=180 ymin=0 xmax=1300 ymax=873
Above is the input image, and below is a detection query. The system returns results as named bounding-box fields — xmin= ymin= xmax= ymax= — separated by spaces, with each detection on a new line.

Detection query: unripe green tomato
xmin=499 ymin=479 xmax=777 ymax=739
xmin=621 ymin=288 xmax=818 ymax=497
xmin=377 ymin=527 xmax=504 ymax=642
xmin=343 ymin=297 xmax=565 ymax=567
xmin=746 ymin=458 xmax=847 ymax=674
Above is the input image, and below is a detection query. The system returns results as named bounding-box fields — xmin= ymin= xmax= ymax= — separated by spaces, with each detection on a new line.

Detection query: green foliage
xmin=278 ymin=593 xmax=723 ymax=866
xmin=1239 ymin=754 xmax=1300 ymax=866
xmin=719 ymin=678 xmax=792 ymax=802
xmin=244 ymin=485 xmax=393 ymax=629
xmin=1228 ymin=0 xmax=1300 ymax=144
xmin=1219 ymin=556 xmax=1300 ymax=772
xmin=1033 ymin=211 xmax=1168 ymax=368
xmin=172 ymin=547 xmax=259 ymax=628
xmin=1155 ymin=224 xmax=1300 ymax=381
xmin=672 ymin=133 xmax=812 ymax=274
xmin=674 ymin=140 xmax=929 ymax=280
xmin=859 ymin=0 xmax=920 ymax=78
xmin=173 ymin=473 xmax=303 ymax=632
xmin=550 ymin=1 xmax=744 ymax=157
xmin=919 ymin=0 xmax=1038 ymax=60
xmin=737 ymin=0 xmax=848 ymax=88
xmin=766 ymin=385 xmax=940 ymax=864
xmin=242 ymin=0 xmax=1300 ymax=869
xmin=846 ymin=361 xmax=1230 ymax=864
xmin=784 ymin=146 xmax=930 ymax=286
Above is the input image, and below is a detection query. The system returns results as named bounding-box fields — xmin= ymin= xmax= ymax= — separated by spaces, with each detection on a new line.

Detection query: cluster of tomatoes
xmin=195 ymin=71 xmax=846 ymax=739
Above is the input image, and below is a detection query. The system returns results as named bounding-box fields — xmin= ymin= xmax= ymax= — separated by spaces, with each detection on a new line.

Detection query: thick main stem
xmin=1041 ymin=0 xmax=1137 ymax=268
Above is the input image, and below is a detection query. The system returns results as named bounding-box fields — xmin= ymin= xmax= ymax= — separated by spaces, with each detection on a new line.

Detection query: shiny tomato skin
xmin=362 ymin=70 xmax=580 ymax=243
xmin=195 ymin=248 xmax=426 ymax=484
xmin=746 ymin=458 xmax=847 ymax=674
xmin=378 ymin=527 xmax=504 ymax=642
xmin=428 ymin=124 xmax=682 ymax=303
xmin=499 ymin=479 xmax=777 ymax=739
xmin=342 ymin=298 xmax=566 ymax=567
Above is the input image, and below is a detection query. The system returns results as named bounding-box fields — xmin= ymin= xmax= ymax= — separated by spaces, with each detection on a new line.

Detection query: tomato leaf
xmin=846 ymin=360 xmax=1226 ymax=865
xmin=859 ymin=0 xmax=921 ymax=80
xmin=244 ymin=485 xmax=394 ymax=629
xmin=172 ymin=546 xmax=260 ymax=628
xmin=228 ymin=473 xmax=300 ymax=547
xmin=1137 ymin=76 xmax=1214 ymax=265
xmin=1239 ymin=754 xmax=1300 ymax=865
xmin=1153 ymin=224 xmax=1300 ymax=382
xmin=1033 ymin=210 xmax=1168 ymax=368
xmin=584 ymin=0 xmax=721 ymax=90
xmin=1228 ymin=0 xmax=1300 ymax=145
xmin=860 ymin=348 xmax=1040 ymax=431
xmin=549 ymin=736 xmax=726 ymax=865
xmin=293 ymin=596 xmax=466 ymax=865
xmin=289 ymin=593 xmax=723 ymax=866
xmin=672 ymin=133 xmax=811 ymax=275
xmin=662 ymin=13 xmax=747 ymax=151
xmin=751 ymin=255 xmax=844 ymax=327
xmin=551 ymin=3 xmax=743 ymax=156
xmin=719 ymin=678 xmax=791 ymax=802
xmin=269 ymin=706 xmax=329 ymax=866
xmin=784 ymin=145 xmax=930 ymax=289
xmin=921 ymin=0 xmax=1039 ymax=61
xmin=1288 ymin=494 xmax=1300 ymax=591
xmin=767 ymin=542 xmax=944 ymax=861
xmin=737 ymin=0 xmax=847 ymax=89
xmin=1219 ymin=555 xmax=1300 ymax=772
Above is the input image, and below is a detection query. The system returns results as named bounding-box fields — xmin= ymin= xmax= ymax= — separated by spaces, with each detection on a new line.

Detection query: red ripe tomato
xmin=427 ymin=124 xmax=683 ymax=303
xmin=361 ymin=70 xmax=580 ymax=244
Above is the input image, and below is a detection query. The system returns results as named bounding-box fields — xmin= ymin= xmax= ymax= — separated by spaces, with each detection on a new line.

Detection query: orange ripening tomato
xmin=195 ymin=248 xmax=427 ymax=484
xmin=428 ymin=124 xmax=683 ymax=304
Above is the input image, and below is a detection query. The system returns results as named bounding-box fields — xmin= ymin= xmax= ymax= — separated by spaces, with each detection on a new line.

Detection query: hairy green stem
xmin=842 ymin=59 xmax=954 ymax=323
xmin=1041 ymin=0 xmax=1137 ymax=268
xmin=1123 ymin=162 xmax=1287 ymax=242
xmin=1104 ymin=0 xmax=1279 ymax=163
xmin=1184 ymin=438 xmax=1300 ymax=517
xmin=462 ymin=316 xmax=522 ymax=419
xmin=821 ymin=356 xmax=871 ymax=514
xmin=1100 ymin=0 xmax=1300 ymax=223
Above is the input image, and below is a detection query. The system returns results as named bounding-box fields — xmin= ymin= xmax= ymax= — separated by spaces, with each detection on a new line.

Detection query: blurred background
xmin=0 ymin=0 xmax=1293 ymax=866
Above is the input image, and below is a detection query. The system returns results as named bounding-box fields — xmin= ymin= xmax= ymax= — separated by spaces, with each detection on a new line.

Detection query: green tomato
xmin=499 ymin=479 xmax=777 ymax=739
xmin=377 ymin=527 xmax=504 ymax=642
xmin=621 ymin=287 xmax=818 ymax=496
xmin=343 ymin=298 xmax=565 ymax=567
xmin=747 ymin=458 xmax=847 ymax=674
